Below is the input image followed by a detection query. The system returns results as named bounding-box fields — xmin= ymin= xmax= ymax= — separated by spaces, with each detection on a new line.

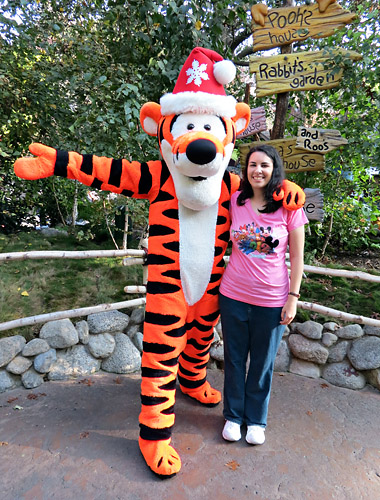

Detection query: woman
xmin=219 ymin=144 xmax=308 ymax=445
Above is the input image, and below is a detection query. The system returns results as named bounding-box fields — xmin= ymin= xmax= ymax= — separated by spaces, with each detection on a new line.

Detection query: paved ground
xmin=1 ymin=369 xmax=380 ymax=500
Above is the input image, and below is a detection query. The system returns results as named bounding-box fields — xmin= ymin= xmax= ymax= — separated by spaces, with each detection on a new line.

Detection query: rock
xmin=322 ymin=360 xmax=366 ymax=390
xmin=48 ymin=345 xmax=101 ymax=381
xmin=22 ymin=368 xmax=45 ymax=389
xmin=348 ymin=336 xmax=380 ymax=370
xmin=0 ymin=369 xmax=21 ymax=392
xmin=274 ymin=340 xmax=290 ymax=372
xmin=39 ymin=319 xmax=79 ymax=348
xmin=125 ymin=324 xmax=140 ymax=339
xmin=327 ymin=341 xmax=350 ymax=363
xmin=282 ymin=325 xmax=290 ymax=338
xmin=0 ymin=336 xmax=26 ymax=368
xmin=6 ymin=356 xmax=32 ymax=375
xmin=321 ymin=332 xmax=338 ymax=347
xmin=75 ymin=320 xmax=90 ymax=345
xmin=132 ymin=332 xmax=144 ymax=353
xmin=323 ymin=322 xmax=339 ymax=333
xmin=22 ymin=338 xmax=50 ymax=357
xmin=129 ymin=307 xmax=145 ymax=326
xmin=87 ymin=310 xmax=130 ymax=334
xmin=296 ymin=320 xmax=323 ymax=340
xmin=288 ymin=334 xmax=329 ymax=364
xmin=365 ymin=369 xmax=380 ymax=390
xmin=34 ymin=349 xmax=57 ymax=373
xmin=336 ymin=324 xmax=364 ymax=340
xmin=215 ymin=319 xmax=223 ymax=338
xmin=213 ymin=327 xmax=221 ymax=344
xmin=210 ymin=341 xmax=224 ymax=362
xmin=101 ymin=333 xmax=141 ymax=374
xmin=289 ymin=359 xmax=321 ymax=379
xmin=363 ymin=325 xmax=380 ymax=337
xmin=88 ymin=333 xmax=115 ymax=359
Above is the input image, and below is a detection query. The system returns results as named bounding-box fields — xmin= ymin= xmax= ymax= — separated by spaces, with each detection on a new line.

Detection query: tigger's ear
xmin=140 ymin=102 xmax=162 ymax=136
xmin=232 ymin=102 xmax=251 ymax=136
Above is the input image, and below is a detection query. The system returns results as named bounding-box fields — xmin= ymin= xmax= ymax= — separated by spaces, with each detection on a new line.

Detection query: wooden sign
xmin=237 ymin=106 xmax=267 ymax=139
xmin=251 ymin=2 xmax=356 ymax=52
xmin=250 ymin=49 xmax=362 ymax=98
xmin=296 ymin=127 xmax=348 ymax=153
xmin=304 ymin=188 xmax=324 ymax=221
xmin=239 ymin=139 xmax=325 ymax=173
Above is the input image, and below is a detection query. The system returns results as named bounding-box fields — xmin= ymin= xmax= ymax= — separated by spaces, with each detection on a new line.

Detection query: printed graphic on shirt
xmin=232 ymin=222 xmax=279 ymax=258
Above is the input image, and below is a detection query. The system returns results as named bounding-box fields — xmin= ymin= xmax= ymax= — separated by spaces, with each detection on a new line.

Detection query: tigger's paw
xmin=180 ymin=381 xmax=221 ymax=407
xmin=139 ymin=437 xmax=181 ymax=478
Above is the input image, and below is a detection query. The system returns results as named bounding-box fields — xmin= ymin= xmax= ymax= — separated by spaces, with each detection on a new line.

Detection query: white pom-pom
xmin=213 ymin=60 xmax=236 ymax=85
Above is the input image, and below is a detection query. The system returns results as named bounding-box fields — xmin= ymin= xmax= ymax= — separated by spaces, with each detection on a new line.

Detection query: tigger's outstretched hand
xmin=14 ymin=143 xmax=57 ymax=180
xmin=274 ymin=179 xmax=305 ymax=211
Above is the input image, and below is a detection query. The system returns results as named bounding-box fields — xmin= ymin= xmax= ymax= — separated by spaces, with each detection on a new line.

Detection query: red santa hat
xmin=160 ymin=47 xmax=237 ymax=118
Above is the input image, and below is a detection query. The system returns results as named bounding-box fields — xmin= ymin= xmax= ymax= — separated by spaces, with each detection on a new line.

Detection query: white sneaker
xmin=246 ymin=425 xmax=265 ymax=445
xmin=222 ymin=420 xmax=241 ymax=442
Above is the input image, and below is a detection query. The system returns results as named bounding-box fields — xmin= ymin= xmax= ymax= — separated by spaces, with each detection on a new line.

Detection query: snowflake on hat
xmin=14 ymin=46 xmax=305 ymax=479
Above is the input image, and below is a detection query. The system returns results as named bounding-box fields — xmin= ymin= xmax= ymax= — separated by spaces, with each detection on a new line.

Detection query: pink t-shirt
xmin=220 ymin=191 xmax=308 ymax=307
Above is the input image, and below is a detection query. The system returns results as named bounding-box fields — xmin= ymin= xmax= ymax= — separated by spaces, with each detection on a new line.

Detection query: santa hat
xmin=160 ymin=47 xmax=237 ymax=118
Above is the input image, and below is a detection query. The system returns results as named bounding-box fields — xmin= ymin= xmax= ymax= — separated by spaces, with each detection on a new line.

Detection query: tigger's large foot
xmin=139 ymin=437 xmax=181 ymax=478
xmin=180 ymin=381 xmax=221 ymax=407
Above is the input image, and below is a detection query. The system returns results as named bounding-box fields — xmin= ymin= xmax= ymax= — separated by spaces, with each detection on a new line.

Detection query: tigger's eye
xmin=204 ymin=124 xmax=211 ymax=131
xmin=187 ymin=123 xmax=195 ymax=130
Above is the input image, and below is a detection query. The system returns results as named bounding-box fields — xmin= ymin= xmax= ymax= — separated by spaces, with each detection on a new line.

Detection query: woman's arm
xmin=280 ymin=224 xmax=305 ymax=325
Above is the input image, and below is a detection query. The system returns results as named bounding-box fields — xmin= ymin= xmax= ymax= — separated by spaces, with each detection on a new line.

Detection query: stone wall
xmin=1 ymin=308 xmax=380 ymax=393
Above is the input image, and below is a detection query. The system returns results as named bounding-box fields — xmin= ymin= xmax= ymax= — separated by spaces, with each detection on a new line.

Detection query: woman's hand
xmin=280 ymin=295 xmax=298 ymax=325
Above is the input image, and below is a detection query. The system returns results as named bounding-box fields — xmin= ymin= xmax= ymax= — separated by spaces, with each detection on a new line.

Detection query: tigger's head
xmin=140 ymin=102 xmax=250 ymax=211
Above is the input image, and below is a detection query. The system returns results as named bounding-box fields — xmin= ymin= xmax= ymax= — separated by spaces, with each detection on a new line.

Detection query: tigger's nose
xmin=186 ymin=139 xmax=217 ymax=165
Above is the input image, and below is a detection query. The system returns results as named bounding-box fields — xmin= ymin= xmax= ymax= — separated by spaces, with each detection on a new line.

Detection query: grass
xmin=1 ymin=231 xmax=379 ymax=340
xmin=0 ymin=231 xmax=143 ymax=340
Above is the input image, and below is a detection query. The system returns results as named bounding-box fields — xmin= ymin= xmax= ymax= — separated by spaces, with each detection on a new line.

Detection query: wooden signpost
xmin=296 ymin=127 xmax=348 ymax=153
xmin=239 ymin=139 xmax=325 ymax=173
xmin=250 ymin=49 xmax=362 ymax=97
xmin=237 ymin=106 xmax=267 ymax=139
xmin=251 ymin=2 xmax=356 ymax=52
xmin=303 ymin=188 xmax=324 ymax=221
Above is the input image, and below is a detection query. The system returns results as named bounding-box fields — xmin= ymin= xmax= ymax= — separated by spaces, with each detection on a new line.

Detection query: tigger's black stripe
xmin=108 ymin=158 xmax=122 ymax=187
xmin=163 ymin=209 xmax=178 ymax=219
xmin=121 ymin=189 xmax=134 ymax=197
xmin=286 ymin=192 xmax=292 ymax=205
xmin=186 ymin=319 xmax=211 ymax=332
xmin=147 ymin=281 xmax=181 ymax=295
xmin=138 ymin=162 xmax=152 ymax=194
xmin=214 ymin=246 xmax=223 ymax=256
xmin=163 ymin=325 xmax=186 ymax=338
xmin=223 ymin=171 xmax=231 ymax=193
xmin=149 ymin=225 xmax=176 ymax=237
xmin=139 ymin=424 xmax=172 ymax=441
xmin=80 ymin=154 xmax=93 ymax=175
xmin=152 ymin=190 xmax=175 ymax=203
xmin=143 ymin=342 xmax=176 ymax=354
xmin=217 ymin=215 xmax=227 ymax=225
xmin=162 ymin=270 xmax=181 ymax=280
xmin=216 ymin=258 xmax=225 ymax=268
xmin=158 ymin=119 xmax=165 ymax=144
xmin=177 ymin=375 xmax=206 ymax=389
xmin=161 ymin=404 xmax=175 ymax=415
xmin=54 ymin=150 xmax=69 ymax=177
xmin=201 ymin=333 xmax=214 ymax=342
xmin=181 ymin=352 xmax=202 ymax=364
xmin=141 ymin=395 xmax=169 ymax=406
xmin=207 ymin=285 xmax=220 ymax=295
xmin=218 ymin=230 xmax=230 ymax=242
xmin=160 ymin=357 xmax=179 ymax=367
xmin=159 ymin=379 xmax=177 ymax=390
xmin=209 ymin=273 xmax=223 ymax=283
xmin=221 ymin=200 xmax=230 ymax=210
xmin=147 ymin=254 xmax=175 ymax=265
xmin=169 ymin=115 xmax=179 ymax=132
xmin=91 ymin=178 xmax=102 ymax=189
xmin=194 ymin=361 xmax=208 ymax=370
xmin=179 ymin=366 xmax=197 ymax=377
xmin=295 ymin=193 xmax=299 ymax=205
xmin=160 ymin=160 xmax=171 ymax=187
xmin=187 ymin=338 xmax=207 ymax=351
xmin=141 ymin=367 xmax=172 ymax=378
xmin=201 ymin=310 xmax=220 ymax=322
xmin=163 ymin=241 xmax=179 ymax=252
xmin=145 ymin=311 xmax=180 ymax=326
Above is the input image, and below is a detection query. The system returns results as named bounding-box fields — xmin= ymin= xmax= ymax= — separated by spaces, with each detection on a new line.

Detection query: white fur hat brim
xmin=160 ymin=91 xmax=237 ymax=118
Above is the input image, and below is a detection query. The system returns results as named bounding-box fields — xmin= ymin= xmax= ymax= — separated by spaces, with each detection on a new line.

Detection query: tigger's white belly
xmin=178 ymin=202 xmax=218 ymax=306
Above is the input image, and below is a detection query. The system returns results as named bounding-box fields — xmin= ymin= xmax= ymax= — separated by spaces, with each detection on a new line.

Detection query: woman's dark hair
xmin=237 ymin=144 xmax=285 ymax=213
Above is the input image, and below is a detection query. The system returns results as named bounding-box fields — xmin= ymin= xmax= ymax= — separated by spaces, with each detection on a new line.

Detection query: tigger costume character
xmin=14 ymin=47 xmax=305 ymax=478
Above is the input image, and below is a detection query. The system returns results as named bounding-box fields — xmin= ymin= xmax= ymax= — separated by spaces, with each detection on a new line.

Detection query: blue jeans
xmin=219 ymin=293 xmax=285 ymax=427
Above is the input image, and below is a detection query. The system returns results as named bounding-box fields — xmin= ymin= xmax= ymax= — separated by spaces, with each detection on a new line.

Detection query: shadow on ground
xmin=1 ymin=370 xmax=380 ymax=500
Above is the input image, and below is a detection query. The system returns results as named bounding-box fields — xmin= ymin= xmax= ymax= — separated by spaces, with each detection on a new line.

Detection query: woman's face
xmin=246 ymin=151 xmax=274 ymax=192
